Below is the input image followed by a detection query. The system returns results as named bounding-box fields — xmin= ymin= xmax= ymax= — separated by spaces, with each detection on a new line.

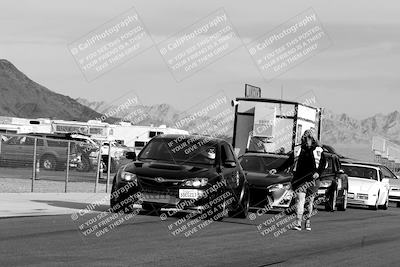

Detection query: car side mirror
xmin=125 ymin=151 xmax=136 ymax=161
xmin=223 ymin=161 xmax=236 ymax=168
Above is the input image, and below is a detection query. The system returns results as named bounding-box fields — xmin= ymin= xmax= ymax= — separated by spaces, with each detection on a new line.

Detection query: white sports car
xmin=341 ymin=163 xmax=390 ymax=210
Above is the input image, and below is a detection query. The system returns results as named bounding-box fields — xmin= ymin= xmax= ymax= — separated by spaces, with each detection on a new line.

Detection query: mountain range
xmin=0 ymin=59 xmax=399 ymax=147
xmin=78 ymin=97 xmax=400 ymax=146
xmin=0 ymin=59 xmax=114 ymax=122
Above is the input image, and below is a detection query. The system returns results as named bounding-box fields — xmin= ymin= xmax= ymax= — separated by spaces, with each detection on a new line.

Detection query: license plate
xmin=348 ymin=193 xmax=355 ymax=199
xmin=179 ymin=189 xmax=199 ymax=199
xmin=317 ymin=189 xmax=325 ymax=195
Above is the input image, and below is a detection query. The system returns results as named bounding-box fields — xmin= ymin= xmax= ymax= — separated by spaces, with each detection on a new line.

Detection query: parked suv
xmin=0 ymin=135 xmax=68 ymax=170
xmin=110 ymin=134 xmax=250 ymax=220
xmin=0 ymin=133 xmax=98 ymax=171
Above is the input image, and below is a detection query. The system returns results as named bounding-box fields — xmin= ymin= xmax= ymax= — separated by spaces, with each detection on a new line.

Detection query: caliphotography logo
xmin=247 ymin=8 xmax=332 ymax=82
xmin=157 ymin=8 xmax=242 ymax=81
xmin=68 ymin=7 xmax=154 ymax=81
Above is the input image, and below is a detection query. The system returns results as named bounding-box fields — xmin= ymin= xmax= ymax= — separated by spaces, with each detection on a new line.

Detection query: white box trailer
xmin=232 ymin=97 xmax=322 ymax=156
xmin=110 ymin=124 xmax=189 ymax=154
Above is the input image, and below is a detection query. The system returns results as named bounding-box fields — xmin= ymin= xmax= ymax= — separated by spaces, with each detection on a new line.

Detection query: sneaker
xmin=305 ymin=220 xmax=311 ymax=231
xmin=292 ymin=224 xmax=302 ymax=231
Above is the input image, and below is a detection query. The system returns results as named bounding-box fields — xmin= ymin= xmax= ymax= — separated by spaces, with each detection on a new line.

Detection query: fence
xmin=0 ymin=133 xmax=131 ymax=193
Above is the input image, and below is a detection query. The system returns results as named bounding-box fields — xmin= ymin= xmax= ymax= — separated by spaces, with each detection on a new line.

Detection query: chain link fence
xmin=0 ymin=133 xmax=131 ymax=193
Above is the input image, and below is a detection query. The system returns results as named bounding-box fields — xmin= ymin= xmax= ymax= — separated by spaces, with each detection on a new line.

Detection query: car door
xmin=2 ymin=136 xmax=35 ymax=164
xmin=1 ymin=136 xmax=20 ymax=162
xmin=240 ymin=155 xmax=264 ymax=185
xmin=319 ymin=153 xmax=335 ymax=185
xmin=220 ymin=143 xmax=241 ymax=194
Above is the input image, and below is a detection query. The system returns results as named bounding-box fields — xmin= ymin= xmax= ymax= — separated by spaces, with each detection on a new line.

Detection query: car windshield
xmin=342 ymin=165 xmax=378 ymax=181
xmin=139 ymin=138 xmax=216 ymax=165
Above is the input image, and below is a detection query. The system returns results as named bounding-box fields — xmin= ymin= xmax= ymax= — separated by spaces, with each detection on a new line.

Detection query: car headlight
xmin=357 ymin=193 xmax=368 ymax=200
xmin=183 ymin=178 xmax=208 ymax=187
xmin=320 ymin=180 xmax=333 ymax=188
xmin=267 ymin=183 xmax=290 ymax=192
xmin=121 ymin=171 xmax=137 ymax=182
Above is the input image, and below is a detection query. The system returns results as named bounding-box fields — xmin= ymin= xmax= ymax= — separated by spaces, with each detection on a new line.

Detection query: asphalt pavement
xmin=1 ymin=198 xmax=400 ymax=267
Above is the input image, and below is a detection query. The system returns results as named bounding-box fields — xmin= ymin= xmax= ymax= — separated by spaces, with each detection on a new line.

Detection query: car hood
xmin=124 ymin=161 xmax=215 ymax=180
xmin=348 ymin=177 xmax=378 ymax=193
xmin=246 ymin=171 xmax=292 ymax=188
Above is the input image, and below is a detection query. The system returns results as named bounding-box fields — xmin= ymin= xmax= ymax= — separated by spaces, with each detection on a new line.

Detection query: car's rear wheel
xmin=41 ymin=155 xmax=56 ymax=170
xmin=337 ymin=189 xmax=348 ymax=211
xmin=325 ymin=189 xmax=337 ymax=212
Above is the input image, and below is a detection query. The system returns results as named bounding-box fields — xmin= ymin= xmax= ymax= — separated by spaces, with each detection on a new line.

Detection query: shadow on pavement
xmin=32 ymin=200 xmax=110 ymax=212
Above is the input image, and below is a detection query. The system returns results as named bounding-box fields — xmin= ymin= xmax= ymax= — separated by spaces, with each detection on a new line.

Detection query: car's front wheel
xmin=142 ymin=203 xmax=162 ymax=216
xmin=41 ymin=155 xmax=57 ymax=170
xmin=337 ymin=189 xmax=348 ymax=211
xmin=325 ymin=189 xmax=337 ymax=212
xmin=229 ymin=185 xmax=250 ymax=219
xmin=369 ymin=193 xmax=379 ymax=210
xmin=379 ymin=195 xmax=389 ymax=210
xmin=110 ymin=178 xmax=122 ymax=212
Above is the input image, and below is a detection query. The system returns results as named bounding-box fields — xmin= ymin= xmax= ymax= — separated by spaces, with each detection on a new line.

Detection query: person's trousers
xmin=295 ymin=192 xmax=315 ymax=223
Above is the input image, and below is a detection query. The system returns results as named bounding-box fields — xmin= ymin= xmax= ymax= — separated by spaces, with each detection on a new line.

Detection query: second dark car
xmin=239 ymin=145 xmax=348 ymax=212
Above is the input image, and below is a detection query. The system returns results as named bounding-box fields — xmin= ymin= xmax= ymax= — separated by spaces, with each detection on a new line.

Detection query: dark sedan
xmin=240 ymin=147 xmax=348 ymax=212
xmin=110 ymin=134 xmax=250 ymax=221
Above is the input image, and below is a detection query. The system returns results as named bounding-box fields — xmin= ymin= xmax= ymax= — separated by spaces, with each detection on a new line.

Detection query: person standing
xmin=271 ymin=129 xmax=326 ymax=231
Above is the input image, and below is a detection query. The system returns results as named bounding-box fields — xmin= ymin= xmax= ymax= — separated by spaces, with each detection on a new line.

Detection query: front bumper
xmin=114 ymin=181 xmax=228 ymax=210
xmin=347 ymin=192 xmax=376 ymax=206
xmin=389 ymin=189 xmax=400 ymax=203
xmin=249 ymin=188 xmax=293 ymax=209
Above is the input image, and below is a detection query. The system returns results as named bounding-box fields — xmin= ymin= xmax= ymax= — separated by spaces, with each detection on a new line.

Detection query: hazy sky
xmin=0 ymin=0 xmax=399 ymax=119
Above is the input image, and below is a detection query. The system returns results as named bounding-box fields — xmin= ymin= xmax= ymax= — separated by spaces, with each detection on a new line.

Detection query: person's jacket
xmin=277 ymin=144 xmax=326 ymax=189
